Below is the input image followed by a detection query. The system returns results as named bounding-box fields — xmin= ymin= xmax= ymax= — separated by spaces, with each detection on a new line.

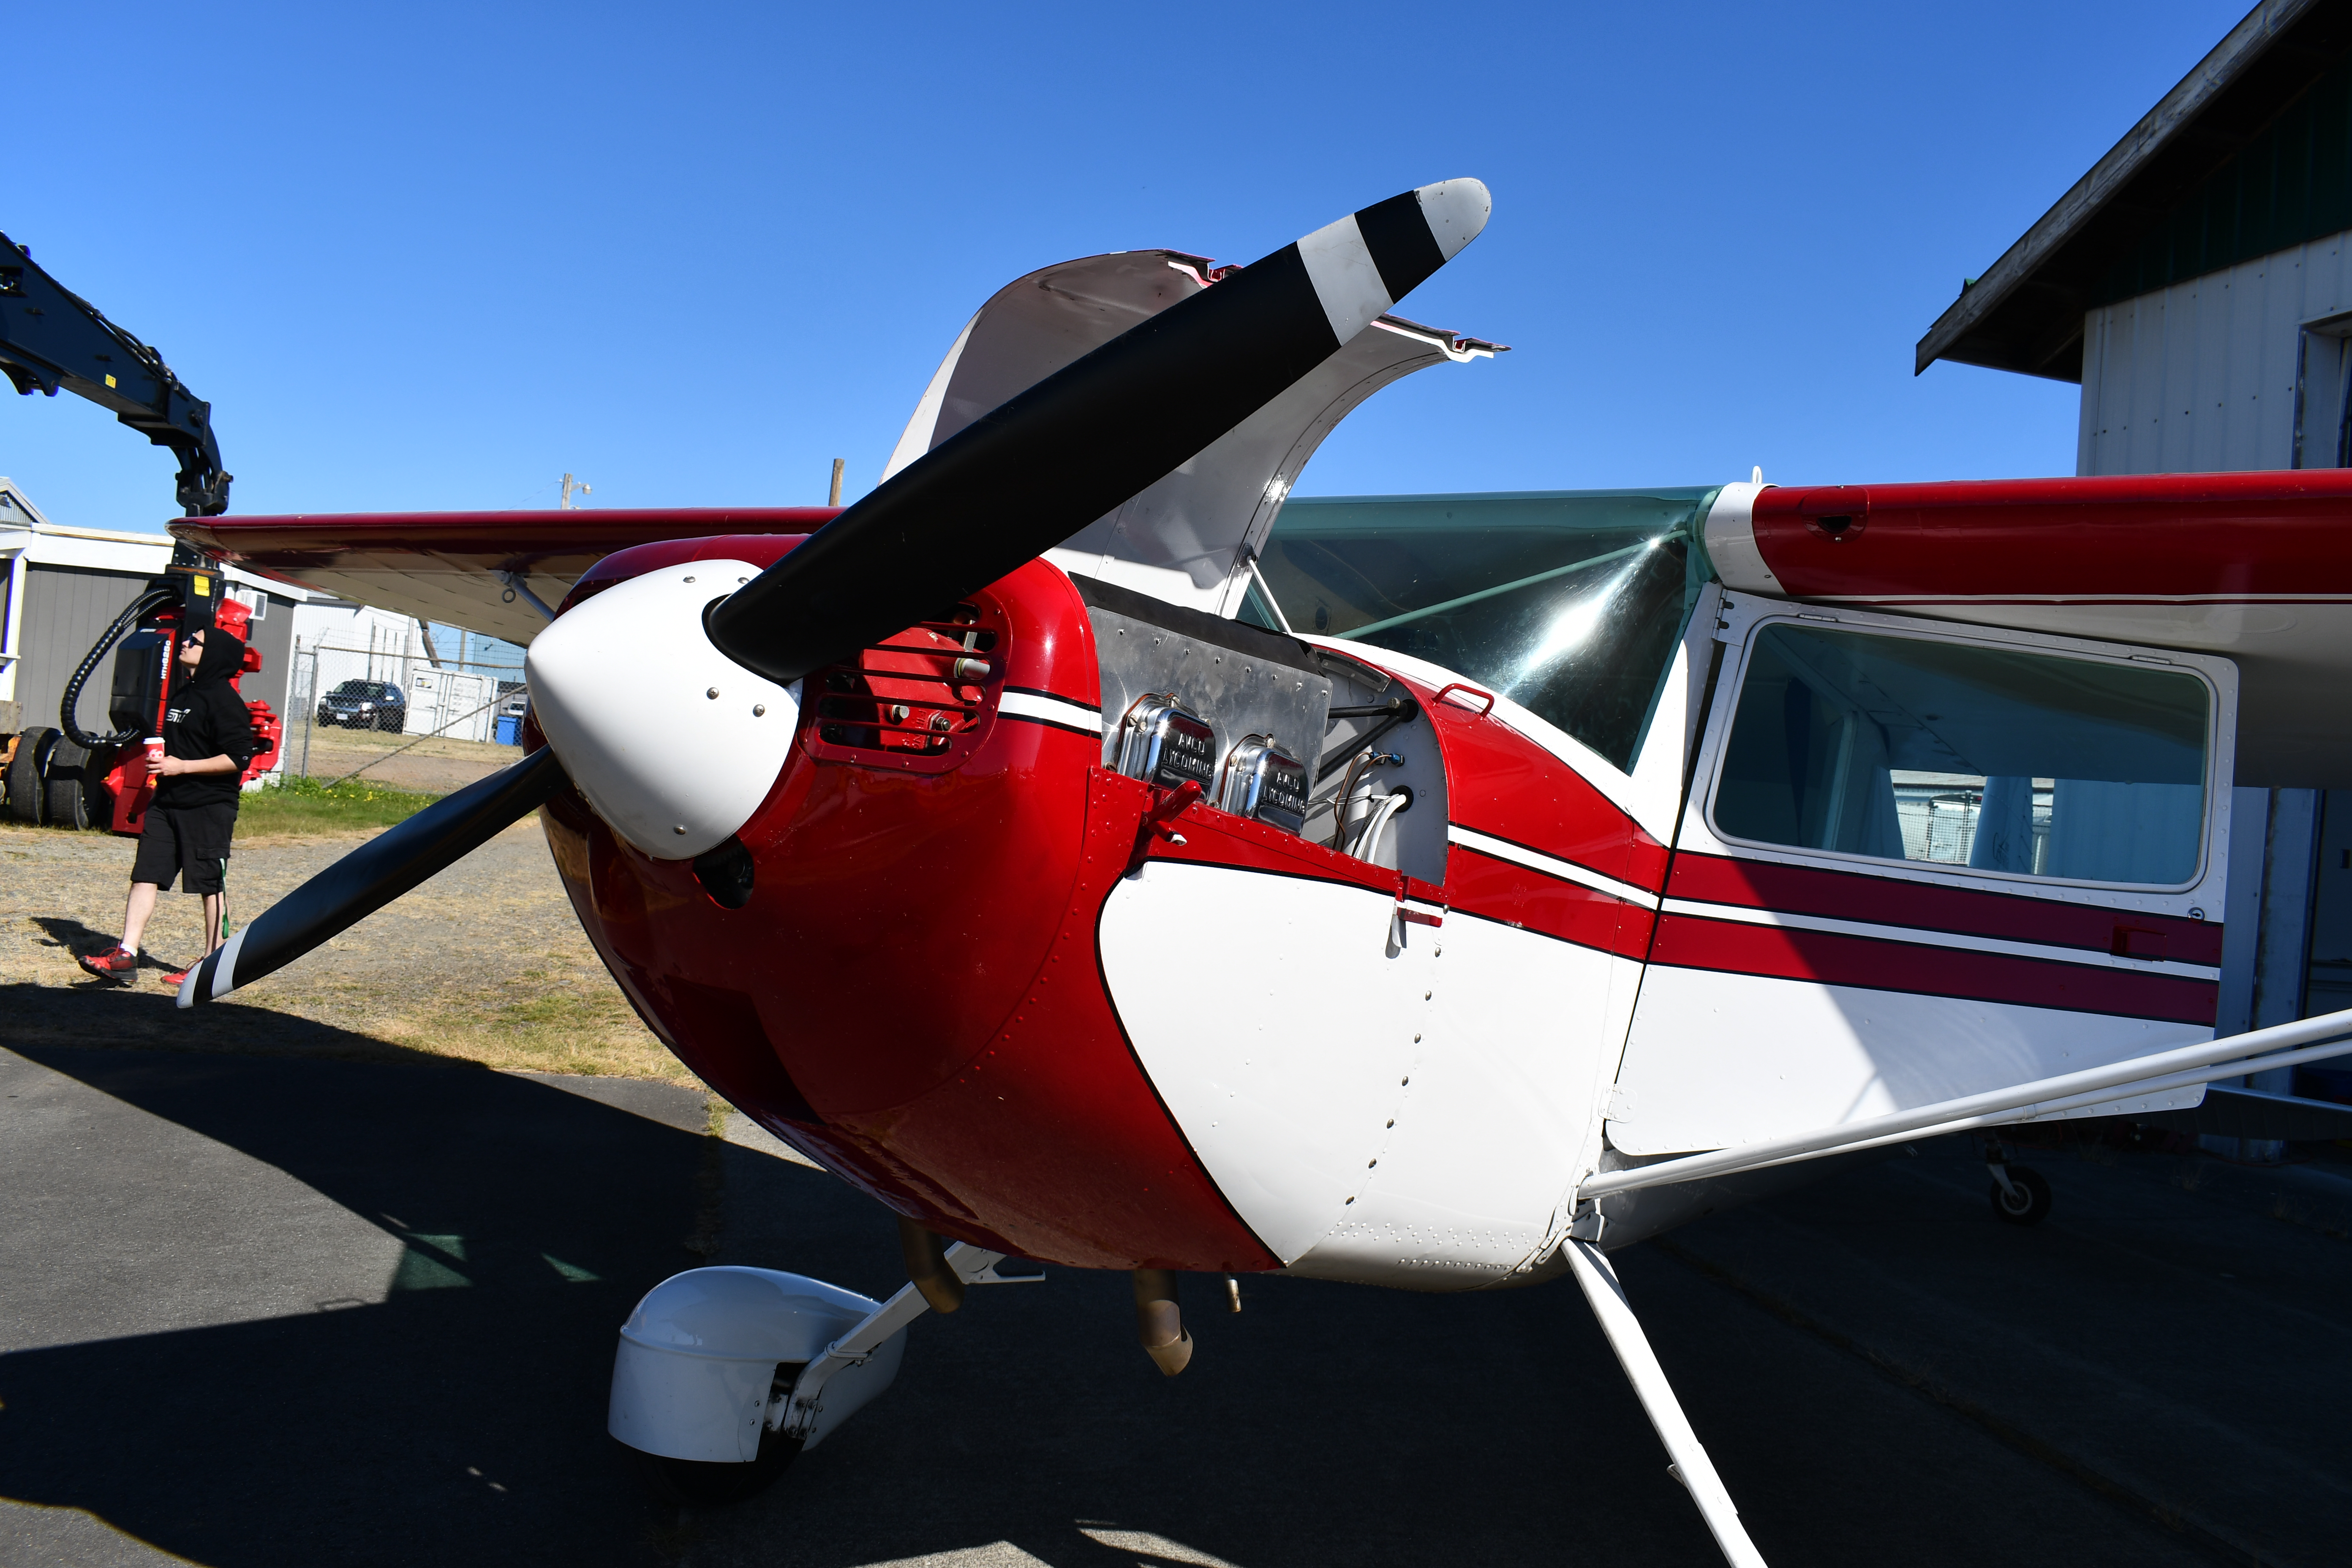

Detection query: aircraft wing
xmin=1718 ymin=470 xmax=2352 ymax=787
xmin=169 ymin=506 xmax=840 ymax=645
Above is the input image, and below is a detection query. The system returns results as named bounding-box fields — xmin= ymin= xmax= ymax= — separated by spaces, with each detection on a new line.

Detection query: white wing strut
xmin=1565 ymin=1240 xmax=1769 ymax=1568
xmin=1580 ymin=1005 xmax=2352 ymax=1202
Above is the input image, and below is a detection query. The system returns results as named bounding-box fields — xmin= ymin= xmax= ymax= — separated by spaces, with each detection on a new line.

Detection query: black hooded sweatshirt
xmin=155 ymin=629 xmax=260 ymax=810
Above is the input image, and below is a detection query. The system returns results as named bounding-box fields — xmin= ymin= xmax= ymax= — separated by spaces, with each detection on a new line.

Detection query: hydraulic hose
xmin=1348 ymin=789 xmax=1412 ymax=864
xmin=60 ymin=585 xmax=177 ymax=749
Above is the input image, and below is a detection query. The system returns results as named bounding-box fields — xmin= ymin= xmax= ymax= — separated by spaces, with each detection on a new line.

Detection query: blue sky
xmin=7 ymin=2 xmax=2249 ymax=538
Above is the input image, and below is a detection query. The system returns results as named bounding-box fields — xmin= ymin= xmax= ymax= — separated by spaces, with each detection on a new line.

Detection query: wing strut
xmin=1565 ymin=1240 xmax=1769 ymax=1568
xmin=1580 ymin=1005 xmax=2352 ymax=1203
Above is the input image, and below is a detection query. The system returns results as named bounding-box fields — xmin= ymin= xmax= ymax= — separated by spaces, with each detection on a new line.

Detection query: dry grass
xmin=0 ymin=817 xmax=699 ymax=1087
xmin=281 ymin=963 xmax=694 ymax=1083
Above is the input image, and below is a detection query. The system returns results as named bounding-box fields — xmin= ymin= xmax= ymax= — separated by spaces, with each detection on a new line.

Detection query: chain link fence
xmin=286 ymin=641 xmax=528 ymax=795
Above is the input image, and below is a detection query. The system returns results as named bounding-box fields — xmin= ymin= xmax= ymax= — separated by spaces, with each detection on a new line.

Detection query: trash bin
xmin=495 ymin=714 xmax=522 ymax=746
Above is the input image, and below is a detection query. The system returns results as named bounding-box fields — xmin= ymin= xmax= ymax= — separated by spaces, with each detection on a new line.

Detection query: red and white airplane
xmin=172 ymin=180 xmax=2352 ymax=1565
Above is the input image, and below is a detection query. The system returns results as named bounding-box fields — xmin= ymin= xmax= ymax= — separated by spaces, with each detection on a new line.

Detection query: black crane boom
xmin=0 ymin=232 xmax=229 ymax=516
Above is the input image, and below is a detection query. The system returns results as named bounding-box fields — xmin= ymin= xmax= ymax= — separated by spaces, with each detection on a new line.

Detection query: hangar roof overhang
xmin=1916 ymin=0 xmax=2352 ymax=384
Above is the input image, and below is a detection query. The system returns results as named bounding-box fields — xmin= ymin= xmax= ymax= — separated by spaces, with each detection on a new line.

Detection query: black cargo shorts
xmin=131 ymin=802 xmax=237 ymax=895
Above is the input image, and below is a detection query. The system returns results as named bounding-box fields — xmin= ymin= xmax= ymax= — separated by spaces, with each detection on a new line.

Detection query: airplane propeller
xmin=704 ymin=179 xmax=1492 ymax=685
xmin=177 ymin=178 xmax=1493 ymax=1008
xmin=180 ymin=746 xmax=569 ymax=1006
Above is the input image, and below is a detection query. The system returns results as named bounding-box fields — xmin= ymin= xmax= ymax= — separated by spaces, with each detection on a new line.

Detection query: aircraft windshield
xmin=1252 ymin=488 xmax=1719 ymax=772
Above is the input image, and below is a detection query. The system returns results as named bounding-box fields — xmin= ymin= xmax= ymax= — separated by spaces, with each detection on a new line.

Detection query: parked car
xmin=316 ymin=679 xmax=408 ymax=732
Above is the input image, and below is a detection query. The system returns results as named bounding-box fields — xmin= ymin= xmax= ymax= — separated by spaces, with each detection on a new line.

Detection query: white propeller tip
xmin=1415 ymin=179 xmax=1492 ymax=261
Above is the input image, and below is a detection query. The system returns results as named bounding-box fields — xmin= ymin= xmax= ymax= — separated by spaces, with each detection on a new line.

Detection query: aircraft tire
xmin=1988 ymin=1166 xmax=2052 ymax=1227
xmin=629 ymin=1428 xmax=801 ymax=1508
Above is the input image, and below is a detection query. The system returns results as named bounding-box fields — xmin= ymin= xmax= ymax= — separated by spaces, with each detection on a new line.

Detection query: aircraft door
xmin=1607 ymin=592 xmax=2238 ymax=1157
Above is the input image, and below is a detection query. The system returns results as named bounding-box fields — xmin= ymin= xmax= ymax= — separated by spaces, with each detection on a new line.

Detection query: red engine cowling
xmin=535 ymin=540 xmax=1279 ymax=1273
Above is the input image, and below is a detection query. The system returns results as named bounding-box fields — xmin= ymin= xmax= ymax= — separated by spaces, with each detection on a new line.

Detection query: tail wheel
xmin=1988 ymin=1166 xmax=2053 ymax=1227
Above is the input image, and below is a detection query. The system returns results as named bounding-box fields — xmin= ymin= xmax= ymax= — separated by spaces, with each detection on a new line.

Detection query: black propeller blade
xmin=178 ymin=746 xmax=570 ymax=1007
xmin=185 ymin=182 xmax=1489 ymax=1007
xmin=706 ymin=180 xmax=1489 ymax=686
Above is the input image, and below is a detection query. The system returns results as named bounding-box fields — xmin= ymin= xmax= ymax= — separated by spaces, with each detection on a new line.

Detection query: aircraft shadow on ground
xmin=0 ymin=1000 xmax=1723 ymax=1568
xmin=0 ymin=1016 xmax=733 ymax=1568
xmin=24 ymin=986 xmax=2254 ymax=1568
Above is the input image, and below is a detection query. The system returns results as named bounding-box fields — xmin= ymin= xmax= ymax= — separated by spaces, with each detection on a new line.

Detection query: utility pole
xmin=561 ymin=472 xmax=591 ymax=509
xmin=829 ymin=459 xmax=844 ymax=507
xmin=416 ymin=619 xmax=444 ymax=667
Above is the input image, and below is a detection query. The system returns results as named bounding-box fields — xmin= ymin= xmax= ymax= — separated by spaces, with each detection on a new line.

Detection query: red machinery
xmin=55 ymin=555 xmax=282 ymax=835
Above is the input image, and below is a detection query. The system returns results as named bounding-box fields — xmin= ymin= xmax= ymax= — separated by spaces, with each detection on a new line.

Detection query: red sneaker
xmin=78 ymin=947 xmax=138 ymax=984
xmin=160 ymin=966 xmax=193 ymax=989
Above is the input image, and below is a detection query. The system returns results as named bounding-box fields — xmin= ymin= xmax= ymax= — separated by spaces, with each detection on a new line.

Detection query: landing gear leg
xmin=768 ymin=1241 xmax=1042 ymax=1444
xmin=1984 ymin=1136 xmax=2052 ymax=1226
xmin=1564 ymin=1239 xmax=1768 ymax=1568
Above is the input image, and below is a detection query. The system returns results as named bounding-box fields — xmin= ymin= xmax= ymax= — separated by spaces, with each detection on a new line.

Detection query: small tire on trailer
xmin=7 ymin=727 xmax=59 ymax=825
xmin=1988 ymin=1165 xmax=2053 ymax=1227
xmin=43 ymin=738 xmax=93 ymax=831
xmin=629 ymin=1426 xmax=802 ymax=1508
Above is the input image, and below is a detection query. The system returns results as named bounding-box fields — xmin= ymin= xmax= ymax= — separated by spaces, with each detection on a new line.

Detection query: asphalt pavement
xmin=2 ymin=1039 xmax=2345 ymax=1568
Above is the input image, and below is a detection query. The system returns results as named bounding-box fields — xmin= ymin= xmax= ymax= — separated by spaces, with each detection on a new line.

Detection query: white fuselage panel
xmin=1101 ymin=860 xmax=1628 ymax=1283
xmin=1100 ymin=860 xmax=1431 ymax=1264
xmin=1609 ymin=968 xmax=2211 ymax=1157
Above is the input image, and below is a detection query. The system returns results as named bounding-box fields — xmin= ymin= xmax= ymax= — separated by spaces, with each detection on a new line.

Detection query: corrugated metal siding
xmin=2077 ymin=227 xmax=2352 ymax=474
xmin=229 ymin=588 xmax=295 ymax=729
xmin=11 ymin=565 xmax=297 ymax=740
xmin=18 ymin=564 xmax=150 ymax=738
xmin=2093 ymin=48 xmax=2352 ymax=308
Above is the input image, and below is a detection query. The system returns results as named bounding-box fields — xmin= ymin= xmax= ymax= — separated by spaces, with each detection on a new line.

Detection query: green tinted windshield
xmin=1254 ymin=488 xmax=1719 ymax=771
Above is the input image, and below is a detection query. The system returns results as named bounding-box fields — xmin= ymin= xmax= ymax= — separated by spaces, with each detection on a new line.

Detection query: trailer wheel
xmin=44 ymin=738 xmax=93 ymax=830
xmin=7 ymin=727 xmax=58 ymax=825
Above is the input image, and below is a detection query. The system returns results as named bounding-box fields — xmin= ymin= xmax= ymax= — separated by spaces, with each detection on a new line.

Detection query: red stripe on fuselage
xmin=1446 ymin=843 xmax=1653 ymax=959
xmin=1141 ymin=791 xmax=1411 ymax=897
xmin=1414 ymin=676 xmax=1670 ymax=891
xmin=1650 ymin=912 xmax=2218 ymax=1025
xmin=1668 ymin=852 xmax=2223 ymax=965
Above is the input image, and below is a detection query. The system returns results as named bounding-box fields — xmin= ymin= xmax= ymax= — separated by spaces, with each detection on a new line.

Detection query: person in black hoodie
xmin=79 ymin=625 xmax=259 ymax=986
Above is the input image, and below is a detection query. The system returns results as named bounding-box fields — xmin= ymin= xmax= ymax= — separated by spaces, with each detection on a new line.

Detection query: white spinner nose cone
xmin=525 ymin=561 xmax=798 ymax=860
xmin=1415 ymin=178 xmax=1491 ymax=261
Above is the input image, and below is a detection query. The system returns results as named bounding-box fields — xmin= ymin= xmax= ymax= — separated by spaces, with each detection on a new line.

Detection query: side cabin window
xmin=1254 ymin=489 xmax=1718 ymax=773
xmin=1711 ymin=623 xmax=2212 ymax=887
